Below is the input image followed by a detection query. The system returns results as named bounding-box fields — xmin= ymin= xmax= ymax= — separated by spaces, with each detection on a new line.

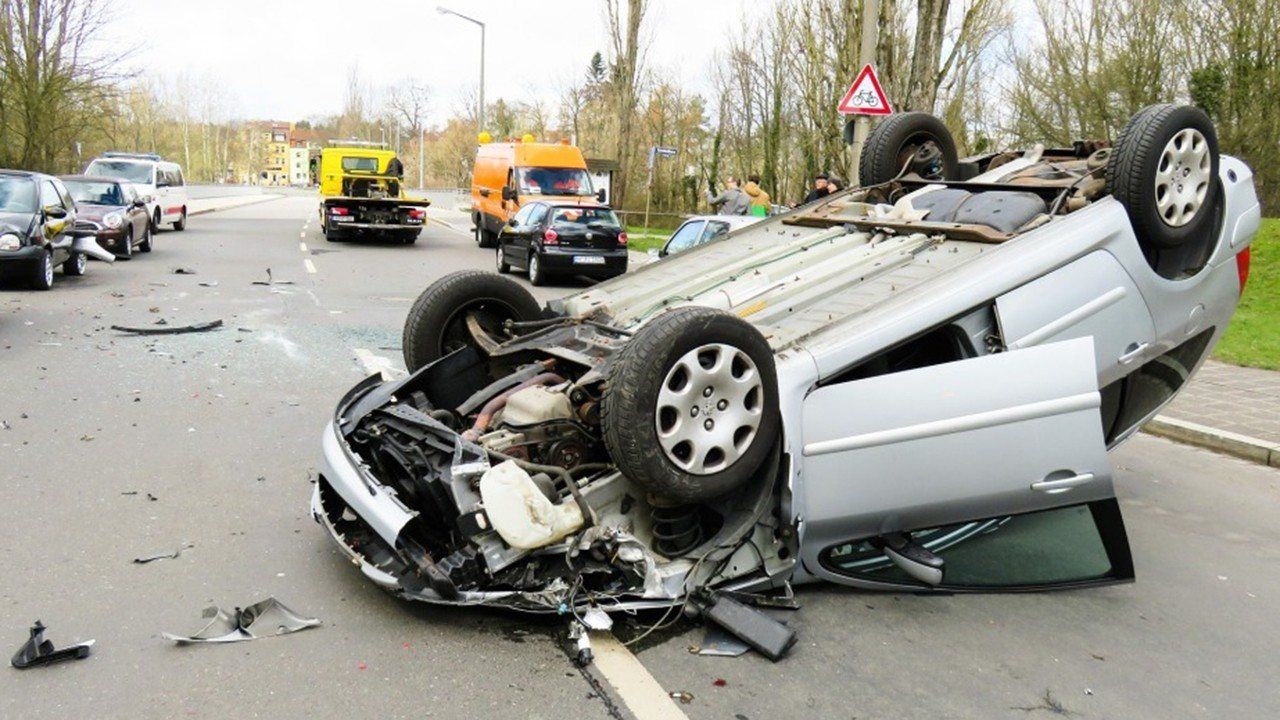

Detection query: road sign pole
xmin=643 ymin=152 xmax=654 ymax=237
xmin=849 ymin=0 xmax=880 ymax=182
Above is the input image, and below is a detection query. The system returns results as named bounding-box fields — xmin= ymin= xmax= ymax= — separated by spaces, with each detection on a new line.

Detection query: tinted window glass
xmin=518 ymin=167 xmax=594 ymax=196
xmin=664 ymin=221 xmax=705 ymax=254
xmin=54 ymin=179 xmax=75 ymax=210
xmin=0 ymin=177 xmax=37 ymax=212
xmin=65 ymin=180 xmax=123 ymax=206
xmin=702 ymin=220 xmax=731 ymax=243
xmin=511 ymin=203 xmax=537 ymax=226
xmin=341 ymin=156 xmax=380 ymax=173
xmin=528 ymin=204 xmax=550 ymax=227
xmin=550 ymin=207 xmax=618 ymax=229
xmin=85 ymin=160 xmax=153 ymax=184
xmin=821 ymin=501 xmax=1129 ymax=589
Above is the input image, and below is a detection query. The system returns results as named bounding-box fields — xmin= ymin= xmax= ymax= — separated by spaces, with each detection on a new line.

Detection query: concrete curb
xmin=188 ymin=194 xmax=283 ymax=217
xmin=1143 ymin=416 xmax=1280 ymax=468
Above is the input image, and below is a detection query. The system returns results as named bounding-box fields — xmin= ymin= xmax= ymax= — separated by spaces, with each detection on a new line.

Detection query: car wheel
xmin=174 ymin=208 xmax=187 ymax=231
xmin=496 ymin=245 xmax=511 ymax=273
xmin=477 ymin=225 xmax=498 ymax=249
xmin=30 ymin=249 xmax=54 ymax=290
xmin=152 ymin=209 xmax=161 ymax=233
xmin=402 ymin=270 xmax=543 ymax=372
xmin=118 ymin=230 xmax=133 ymax=260
xmin=1107 ymin=104 xmax=1222 ymax=276
xmin=138 ymin=224 xmax=153 ymax=253
xmin=63 ymin=252 xmax=87 ymax=277
xmin=858 ymin=112 xmax=959 ymax=187
xmin=601 ymin=306 xmax=780 ymax=503
xmin=528 ymin=252 xmax=546 ymax=286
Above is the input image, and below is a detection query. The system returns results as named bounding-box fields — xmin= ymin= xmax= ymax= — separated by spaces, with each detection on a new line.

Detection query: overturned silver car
xmin=312 ymin=105 xmax=1259 ymax=615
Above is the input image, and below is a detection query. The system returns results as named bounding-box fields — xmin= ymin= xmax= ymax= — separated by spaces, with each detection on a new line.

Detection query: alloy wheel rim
xmin=1155 ymin=128 xmax=1210 ymax=227
xmin=654 ymin=343 xmax=763 ymax=475
xmin=530 ymin=255 xmax=538 ymax=279
xmin=43 ymin=253 xmax=53 ymax=285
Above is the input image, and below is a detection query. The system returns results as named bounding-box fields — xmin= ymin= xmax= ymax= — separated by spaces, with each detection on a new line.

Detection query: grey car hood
xmin=0 ymin=211 xmax=34 ymax=236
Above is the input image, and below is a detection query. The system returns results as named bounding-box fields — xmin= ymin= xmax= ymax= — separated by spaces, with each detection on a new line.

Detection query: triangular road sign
xmin=837 ymin=64 xmax=893 ymax=116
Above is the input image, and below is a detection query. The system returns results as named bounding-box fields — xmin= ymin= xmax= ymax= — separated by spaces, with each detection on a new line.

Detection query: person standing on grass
xmin=743 ymin=174 xmax=771 ymax=217
xmin=706 ymin=176 xmax=750 ymax=215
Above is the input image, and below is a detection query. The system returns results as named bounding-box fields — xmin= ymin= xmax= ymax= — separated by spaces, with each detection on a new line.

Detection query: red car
xmin=61 ymin=175 xmax=152 ymax=259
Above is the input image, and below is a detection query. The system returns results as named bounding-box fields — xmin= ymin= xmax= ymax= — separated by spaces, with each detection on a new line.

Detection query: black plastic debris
xmin=172 ymin=267 xmax=197 ymax=275
xmin=110 ymin=320 xmax=223 ymax=336
xmin=700 ymin=594 xmax=797 ymax=662
xmin=162 ymin=597 xmax=319 ymax=645
xmin=133 ymin=543 xmax=193 ymax=564
xmin=11 ymin=621 xmax=94 ymax=669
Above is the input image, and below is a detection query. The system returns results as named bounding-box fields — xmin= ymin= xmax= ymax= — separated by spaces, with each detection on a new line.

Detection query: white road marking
xmin=588 ymin=632 xmax=689 ymax=720
xmin=353 ymin=348 xmax=407 ymax=381
xmin=300 ymin=231 xmax=306 ymax=238
xmin=304 ymin=258 xmax=317 ymax=274
xmin=299 ymin=242 xmax=308 ymax=252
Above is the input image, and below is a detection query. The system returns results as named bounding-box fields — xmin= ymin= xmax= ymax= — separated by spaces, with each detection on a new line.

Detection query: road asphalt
xmin=0 ymin=194 xmax=1277 ymax=719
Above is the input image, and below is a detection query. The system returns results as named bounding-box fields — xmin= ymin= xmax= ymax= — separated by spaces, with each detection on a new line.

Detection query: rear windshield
xmin=64 ymin=180 xmax=124 ymax=206
xmin=550 ymin=207 xmax=620 ymax=229
xmin=341 ymin=156 xmax=381 ymax=173
xmin=519 ymin=167 xmax=594 ymax=196
xmin=0 ymin=177 xmax=37 ymax=213
xmin=85 ymin=160 xmax=153 ymax=184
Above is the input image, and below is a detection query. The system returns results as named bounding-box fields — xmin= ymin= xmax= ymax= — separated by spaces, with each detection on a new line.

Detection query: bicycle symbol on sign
xmin=849 ymin=89 xmax=880 ymax=107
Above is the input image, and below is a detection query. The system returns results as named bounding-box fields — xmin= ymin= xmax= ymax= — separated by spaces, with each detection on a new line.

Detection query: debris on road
xmin=198 ymin=281 xmax=219 ymax=288
xmin=669 ymin=691 xmax=694 ymax=705
xmin=133 ymin=543 xmax=193 ymax=564
xmin=172 ymin=267 xmax=197 ymax=275
xmin=110 ymin=320 xmax=224 ymax=336
xmin=10 ymin=621 xmax=94 ymax=669
xmin=250 ymin=268 xmax=294 ymax=286
xmin=162 ymin=597 xmax=320 ymax=645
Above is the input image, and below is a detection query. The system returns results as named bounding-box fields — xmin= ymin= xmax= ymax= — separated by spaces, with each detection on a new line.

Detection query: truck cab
xmin=317 ymin=141 xmax=429 ymax=244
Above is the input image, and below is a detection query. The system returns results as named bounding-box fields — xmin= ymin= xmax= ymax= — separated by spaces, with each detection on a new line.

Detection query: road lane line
xmin=353 ymin=348 xmax=407 ymax=381
xmin=304 ymin=259 xmax=317 ymax=274
xmin=300 ymin=231 xmax=306 ymax=238
xmin=588 ymin=633 xmax=689 ymax=720
xmin=299 ymin=242 xmax=308 ymax=252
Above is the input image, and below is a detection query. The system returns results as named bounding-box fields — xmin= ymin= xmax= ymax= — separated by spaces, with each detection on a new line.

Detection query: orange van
xmin=471 ymin=139 xmax=605 ymax=247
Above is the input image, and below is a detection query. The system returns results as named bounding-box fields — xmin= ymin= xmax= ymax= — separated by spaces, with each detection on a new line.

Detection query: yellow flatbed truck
xmin=317 ymin=141 xmax=430 ymax=244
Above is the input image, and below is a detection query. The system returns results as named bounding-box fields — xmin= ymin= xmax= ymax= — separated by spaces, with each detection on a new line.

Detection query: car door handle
xmin=1031 ymin=473 xmax=1095 ymax=494
xmin=1118 ymin=342 xmax=1149 ymax=365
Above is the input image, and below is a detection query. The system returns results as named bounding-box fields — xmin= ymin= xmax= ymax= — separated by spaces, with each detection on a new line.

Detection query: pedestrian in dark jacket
xmin=801 ymin=173 xmax=831 ymax=205
xmin=706 ymin=176 xmax=751 ymax=215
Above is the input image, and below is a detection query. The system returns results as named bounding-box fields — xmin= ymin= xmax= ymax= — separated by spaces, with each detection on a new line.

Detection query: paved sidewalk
xmin=188 ymin=193 xmax=282 ymax=215
xmin=1161 ymin=360 xmax=1280 ymax=445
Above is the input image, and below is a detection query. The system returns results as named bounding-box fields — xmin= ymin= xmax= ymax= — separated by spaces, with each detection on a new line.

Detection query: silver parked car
xmin=654 ymin=214 xmax=763 ymax=258
xmin=312 ymin=105 xmax=1258 ymax=621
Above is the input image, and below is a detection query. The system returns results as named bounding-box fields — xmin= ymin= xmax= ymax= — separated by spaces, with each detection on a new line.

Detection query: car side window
xmin=157 ymin=169 xmax=172 ymax=188
xmin=511 ymin=204 xmax=536 ymax=226
xmin=701 ymin=221 xmax=731 ymax=244
xmin=528 ymin=204 xmax=549 ymax=227
xmin=174 ymin=168 xmax=185 ymax=187
xmin=665 ymin=221 xmax=705 ymax=254
xmin=53 ymin=179 xmax=75 ymax=211
xmin=39 ymin=181 xmax=61 ymax=211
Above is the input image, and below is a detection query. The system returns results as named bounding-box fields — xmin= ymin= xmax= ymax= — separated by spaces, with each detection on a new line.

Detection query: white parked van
xmin=84 ymin=153 xmax=189 ymax=232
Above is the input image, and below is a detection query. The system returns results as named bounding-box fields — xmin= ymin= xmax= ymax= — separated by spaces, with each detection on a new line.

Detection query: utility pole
xmin=437 ymin=7 xmax=486 ymax=134
xmin=849 ymin=0 xmax=880 ymax=182
xmin=419 ymin=126 xmax=425 ymax=191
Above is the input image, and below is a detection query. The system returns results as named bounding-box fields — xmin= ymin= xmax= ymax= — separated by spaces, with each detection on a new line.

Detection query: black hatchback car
xmin=0 ymin=170 xmax=84 ymax=290
xmin=495 ymin=202 xmax=628 ymax=285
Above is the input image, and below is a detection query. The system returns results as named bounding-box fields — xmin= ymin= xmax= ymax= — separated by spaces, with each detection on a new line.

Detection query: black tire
xmin=402 ymin=270 xmax=543 ymax=372
xmin=858 ymin=112 xmax=959 ymax=187
xmin=30 ymin=248 xmax=54 ymax=290
xmin=138 ymin=224 xmax=152 ymax=253
xmin=528 ymin=251 xmax=546 ymax=286
xmin=62 ymin=252 xmax=86 ymax=277
xmin=118 ymin=229 xmax=133 ymax=260
xmin=495 ymin=244 xmax=511 ymax=273
xmin=601 ymin=306 xmax=780 ymax=503
xmin=324 ymin=223 xmax=342 ymax=242
xmin=151 ymin=209 xmax=161 ymax=233
xmin=477 ymin=221 xmax=498 ymax=249
xmin=1106 ymin=104 xmax=1221 ymax=254
xmin=401 ymin=231 xmax=419 ymax=245
xmin=173 ymin=208 xmax=187 ymax=231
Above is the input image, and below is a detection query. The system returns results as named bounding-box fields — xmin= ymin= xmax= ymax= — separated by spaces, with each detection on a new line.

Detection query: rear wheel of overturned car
xmin=401 ymin=270 xmax=543 ymax=372
xmin=602 ymin=306 xmax=780 ymax=504
xmin=858 ymin=111 xmax=959 ymax=187
xmin=1107 ymin=103 xmax=1222 ymax=278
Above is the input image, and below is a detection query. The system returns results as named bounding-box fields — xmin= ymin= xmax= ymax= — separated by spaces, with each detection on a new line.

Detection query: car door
xmin=38 ymin=180 xmax=69 ymax=243
xmin=123 ymin=184 xmax=146 ymax=239
xmin=502 ymin=203 xmax=538 ymax=266
xmin=798 ymin=337 xmax=1133 ymax=591
xmin=523 ymin=204 xmax=550 ymax=264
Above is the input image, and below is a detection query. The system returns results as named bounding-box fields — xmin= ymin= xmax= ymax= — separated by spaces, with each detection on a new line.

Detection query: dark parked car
xmin=495 ymin=202 xmax=628 ymax=285
xmin=62 ymin=175 xmax=152 ymax=259
xmin=0 ymin=170 xmax=91 ymax=290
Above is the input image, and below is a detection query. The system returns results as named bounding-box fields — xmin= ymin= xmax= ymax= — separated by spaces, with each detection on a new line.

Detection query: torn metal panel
xmin=162 ymin=598 xmax=320 ymax=645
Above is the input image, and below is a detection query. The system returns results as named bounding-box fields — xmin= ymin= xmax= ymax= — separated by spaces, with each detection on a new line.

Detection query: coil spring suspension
xmin=650 ymin=504 xmax=704 ymax=557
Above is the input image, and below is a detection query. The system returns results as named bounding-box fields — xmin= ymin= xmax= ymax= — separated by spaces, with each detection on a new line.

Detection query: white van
xmin=84 ymin=153 xmax=190 ymax=231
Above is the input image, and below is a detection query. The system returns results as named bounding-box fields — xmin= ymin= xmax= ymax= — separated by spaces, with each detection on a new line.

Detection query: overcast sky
xmin=117 ymin=0 xmax=756 ymax=124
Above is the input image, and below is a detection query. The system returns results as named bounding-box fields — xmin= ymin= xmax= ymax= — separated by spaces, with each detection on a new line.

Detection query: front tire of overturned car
xmin=1107 ymin=103 xmax=1223 ymax=276
xmin=602 ymin=306 xmax=780 ymax=504
xmin=401 ymin=270 xmax=543 ymax=372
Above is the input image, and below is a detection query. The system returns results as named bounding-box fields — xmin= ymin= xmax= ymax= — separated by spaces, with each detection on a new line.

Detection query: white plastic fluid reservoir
xmin=478 ymin=460 xmax=584 ymax=550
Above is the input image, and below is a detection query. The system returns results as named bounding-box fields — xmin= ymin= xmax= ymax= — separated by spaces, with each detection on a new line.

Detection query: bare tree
xmin=605 ymin=0 xmax=649 ymax=208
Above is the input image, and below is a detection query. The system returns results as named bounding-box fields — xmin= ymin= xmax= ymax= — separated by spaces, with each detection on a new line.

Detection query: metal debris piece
xmin=110 ymin=320 xmax=224 ymax=336
xmin=198 ymin=281 xmax=219 ymax=287
xmin=669 ymin=691 xmax=694 ymax=704
xmin=162 ymin=597 xmax=320 ymax=645
xmin=172 ymin=267 xmax=197 ymax=274
xmin=251 ymin=268 xmax=294 ymax=286
xmin=133 ymin=543 xmax=193 ymax=564
xmin=11 ymin=621 xmax=94 ymax=669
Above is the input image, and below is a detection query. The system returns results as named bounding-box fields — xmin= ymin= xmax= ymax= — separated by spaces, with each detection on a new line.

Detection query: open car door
xmin=797 ymin=337 xmax=1133 ymax=591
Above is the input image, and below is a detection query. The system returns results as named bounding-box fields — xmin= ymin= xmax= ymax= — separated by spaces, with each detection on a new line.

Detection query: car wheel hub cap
xmin=1155 ymin=128 xmax=1210 ymax=228
xmin=655 ymin=343 xmax=763 ymax=475
xmin=43 ymin=255 xmax=52 ymax=284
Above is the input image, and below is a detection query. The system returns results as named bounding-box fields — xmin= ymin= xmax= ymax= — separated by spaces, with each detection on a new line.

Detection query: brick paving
xmin=1162 ymin=360 xmax=1280 ymax=445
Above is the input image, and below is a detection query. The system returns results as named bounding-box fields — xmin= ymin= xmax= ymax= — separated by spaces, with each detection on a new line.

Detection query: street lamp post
xmin=436 ymin=6 xmax=486 ymax=134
